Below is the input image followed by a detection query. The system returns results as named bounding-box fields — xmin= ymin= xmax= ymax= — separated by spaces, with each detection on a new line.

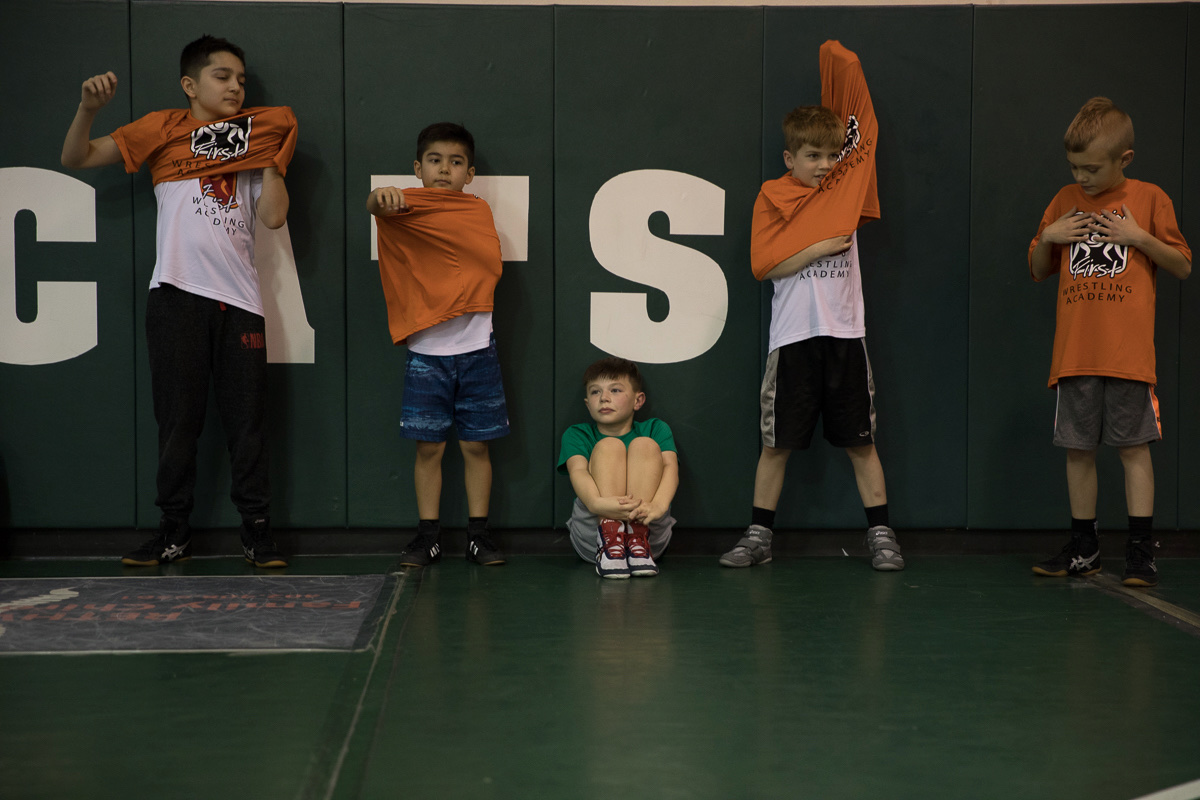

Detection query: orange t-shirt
xmin=110 ymin=106 xmax=297 ymax=184
xmin=1029 ymin=179 xmax=1191 ymax=387
xmin=751 ymin=40 xmax=880 ymax=281
xmin=375 ymin=189 xmax=503 ymax=345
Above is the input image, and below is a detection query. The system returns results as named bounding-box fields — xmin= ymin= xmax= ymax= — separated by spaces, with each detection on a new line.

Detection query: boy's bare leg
xmin=414 ymin=440 xmax=446 ymax=520
xmin=1065 ymin=448 xmax=1099 ymax=519
xmin=846 ymin=444 xmax=887 ymax=507
xmin=626 ymin=437 xmax=664 ymax=500
xmin=460 ymin=440 xmax=492 ymax=518
xmin=1118 ymin=443 xmax=1154 ymax=517
xmin=589 ymin=436 xmax=629 ymax=496
xmin=752 ymin=446 xmax=792 ymax=510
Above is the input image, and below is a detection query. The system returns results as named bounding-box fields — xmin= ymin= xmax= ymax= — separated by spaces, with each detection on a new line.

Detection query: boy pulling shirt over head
xmin=62 ymin=35 xmax=293 ymax=569
xmin=369 ymin=123 xmax=509 ymax=568
xmin=1029 ymin=97 xmax=1191 ymax=588
xmin=721 ymin=40 xmax=904 ymax=573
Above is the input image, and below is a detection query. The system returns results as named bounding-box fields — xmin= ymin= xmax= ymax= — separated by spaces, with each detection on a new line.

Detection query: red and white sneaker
xmin=625 ymin=522 xmax=659 ymax=577
xmin=595 ymin=519 xmax=630 ymax=579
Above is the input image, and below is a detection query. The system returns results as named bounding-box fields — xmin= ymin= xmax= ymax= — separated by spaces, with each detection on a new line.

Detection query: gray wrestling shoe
xmin=719 ymin=525 xmax=773 ymax=568
xmin=866 ymin=525 xmax=904 ymax=571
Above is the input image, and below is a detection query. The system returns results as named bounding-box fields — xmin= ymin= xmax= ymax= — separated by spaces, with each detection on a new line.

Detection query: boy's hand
xmin=1039 ymin=207 xmax=1094 ymax=245
xmin=815 ymin=234 xmax=853 ymax=259
xmin=1090 ymin=205 xmax=1145 ymax=248
xmin=630 ymin=500 xmax=667 ymax=525
xmin=594 ymin=495 xmax=642 ymax=521
xmin=369 ymin=186 xmax=407 ymax=215
xmin=81 ymin=72 xmax=118 ymax=112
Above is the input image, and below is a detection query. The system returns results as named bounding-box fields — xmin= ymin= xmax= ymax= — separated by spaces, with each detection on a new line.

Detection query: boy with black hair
xmin=368 ymin=122 xmax=508 ymax=567
xmin=62 ymin=34 xmax=295 ymax=568
xmin=1029 ymin=97 xmax=1191 ymax=587
xmin=557 ymin=357 xmax=679 ymax=579
xmin=721 ymin=40 xmax=903 ymax=572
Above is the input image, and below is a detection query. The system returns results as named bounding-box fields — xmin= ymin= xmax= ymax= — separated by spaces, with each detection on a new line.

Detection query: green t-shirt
xmin=556 ymin=418 xmax=676 ymax=474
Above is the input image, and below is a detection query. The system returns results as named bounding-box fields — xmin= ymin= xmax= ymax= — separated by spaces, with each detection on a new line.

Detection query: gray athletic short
xmin=1053 ymin=376 xmax=1161 ymax=449
xmin=566 ymin=498 xmax=675 ymax=563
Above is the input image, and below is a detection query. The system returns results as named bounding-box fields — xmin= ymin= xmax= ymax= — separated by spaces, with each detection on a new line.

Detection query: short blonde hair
xmin=1064 ymin=97 xmax=1134 ymax=158
xmin=783 ymin=105 xmax=843 ymax=154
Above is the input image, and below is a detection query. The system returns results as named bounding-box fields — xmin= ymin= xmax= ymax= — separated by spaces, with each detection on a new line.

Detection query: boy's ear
xmin=783 ymin=149 xmax=794 ymax=170
xmin=412 ymin=159 xmax=422 ymax=179
xmin=463 ymin=165 xmax=475 ymax=186
xmin=180 ymin=74 xmax=197 ymax=99
xmin=1119 ymin=149 xmax=1134 ymax=169
xmin=633 ymin=392 xmax=646 ymax=411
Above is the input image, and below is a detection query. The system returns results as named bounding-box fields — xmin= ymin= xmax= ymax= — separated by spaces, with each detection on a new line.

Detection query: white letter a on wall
xmin=588 ymin=169 xmax=728 ymax=364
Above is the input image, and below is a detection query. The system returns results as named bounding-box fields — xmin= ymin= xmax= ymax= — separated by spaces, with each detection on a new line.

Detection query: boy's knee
xmin=459 ymin=440 xmax=490 ymax=459
xmin=627 ymin=436 xmax=661 ymax=456
xmin=592 ymin=437 xmax=627 ymax=457
xmin=415 ymin=440 xmax=447 ymax=461
xmin=1118 ymin=443 xmax=1150 ymax=461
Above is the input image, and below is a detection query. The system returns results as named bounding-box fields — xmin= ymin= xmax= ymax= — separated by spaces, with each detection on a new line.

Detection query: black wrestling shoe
xmin=466 ymin=531 xmax=506 ymax=565
xmin=122 ymin=518 xmax=191 ymax=566
xmin=1121 ymin=535 xmax=1158 ymax=587
xmin=1032 ymin=534 xmax=1100 ymax=577
xmin=241 ymin=517 xmax=288 ymax=568
xmin=398 ymin=533 xmax=442 ymax=567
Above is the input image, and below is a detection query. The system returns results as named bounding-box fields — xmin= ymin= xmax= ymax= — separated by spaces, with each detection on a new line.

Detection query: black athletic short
xmin=759 ymin=336 xmax=877 ymax=450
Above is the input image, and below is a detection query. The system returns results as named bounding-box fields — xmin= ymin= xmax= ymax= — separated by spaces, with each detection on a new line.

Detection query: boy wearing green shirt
xmin=557 ymin=358 xmax=679 ymax=578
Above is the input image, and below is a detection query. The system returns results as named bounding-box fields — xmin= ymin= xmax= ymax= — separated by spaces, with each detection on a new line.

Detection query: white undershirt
xmin=406 ymin=311 xmax=494 ymax=356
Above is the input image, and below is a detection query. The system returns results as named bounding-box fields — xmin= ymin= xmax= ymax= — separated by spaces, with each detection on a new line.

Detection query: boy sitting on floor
xmin=557 ymin=358 xmax=679 ymax=579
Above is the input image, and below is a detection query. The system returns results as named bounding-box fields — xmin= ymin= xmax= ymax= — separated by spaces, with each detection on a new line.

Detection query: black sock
xmin=751 ymin=507 xmax=776 ymax=530
xmin=865 ymin=504 xmax=889 ymax=529
xmin=418 ymin=519 xmax=440 ymax=537
xmin=468 ymin=516 xmax=489 ymax=535
xmin=1128 ymin=516 xmax=1152 ymax=540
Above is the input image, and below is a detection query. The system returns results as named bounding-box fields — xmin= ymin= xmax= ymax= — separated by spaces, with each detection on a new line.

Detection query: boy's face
xmin=414 ymin=141 xmax=475 ymax=191
xmin=1067 ymin=140 xmax=1133 ymax=196
xmin=784 ymin=143 xmax=841 ymax=189
xmin=584 ymin=376 xmax=645 ymax=430
xmin=181 ymin=50 xmax=246 ymax=122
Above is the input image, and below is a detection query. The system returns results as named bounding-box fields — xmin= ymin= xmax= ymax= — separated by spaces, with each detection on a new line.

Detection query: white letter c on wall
xmin=0 ymin=167 xmax=98 ymax=365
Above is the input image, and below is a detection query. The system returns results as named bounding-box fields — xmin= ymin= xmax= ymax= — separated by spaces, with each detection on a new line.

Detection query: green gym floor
xmin=2 ymin=551 xmax=1199 ymax=800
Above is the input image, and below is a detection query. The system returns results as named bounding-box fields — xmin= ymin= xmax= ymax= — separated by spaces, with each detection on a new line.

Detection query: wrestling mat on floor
xmin=0 ymin=575 xmax=390 ymax=654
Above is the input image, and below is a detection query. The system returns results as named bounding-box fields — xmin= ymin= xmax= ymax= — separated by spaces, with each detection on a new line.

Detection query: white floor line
xmin=1129 ymin=778 xmax=1200 ymax=800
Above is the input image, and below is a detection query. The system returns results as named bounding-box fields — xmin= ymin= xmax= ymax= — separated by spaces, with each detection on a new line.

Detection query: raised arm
xmin=366 ymin=186 xmax=408 ymax=217
xmin=256 ymin=166 xmax=289 ymax=229
xmin=61 ymin=72 xmax=123 ymax=169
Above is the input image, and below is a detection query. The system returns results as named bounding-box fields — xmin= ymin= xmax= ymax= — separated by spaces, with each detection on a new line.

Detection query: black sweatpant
xmin=146 ymin=284 xmax=269 ymax=522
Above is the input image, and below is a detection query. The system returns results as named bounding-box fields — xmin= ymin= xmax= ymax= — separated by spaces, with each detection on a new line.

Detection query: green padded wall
xmin=762 ymin=7 xmax=973 ymax=529
xmin=553 ymin=6 xmax=765 ymax=528
xmin=344 ymin=4 xmax=555 ymax=527
xmin=0 ymin=0 xmax=135 ymax=527
xmin=1180 ymin=4 xmax=1200 ymax=529
xmin=0 ymin=2 xmax=1196 ymax=533
xmin=969 ymin=4 xmax=1188 ymax=529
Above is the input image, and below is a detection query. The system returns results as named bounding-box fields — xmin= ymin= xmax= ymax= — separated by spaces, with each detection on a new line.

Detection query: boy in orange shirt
xmin=1029 ymin=97 xmax=1191 ymax=587
xmin=720 ymin=41 xmax=903 ymax=572
xmin=61 ymin=35 xmax=294 ymax=568
xmin=368 ymin=123 xmax=508 ymax=567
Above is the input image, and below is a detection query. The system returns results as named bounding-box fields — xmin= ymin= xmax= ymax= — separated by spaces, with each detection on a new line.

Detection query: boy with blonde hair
xmin=62 ymin=35 xmax=294 ymax=568
xmin=1029 ymin=97 xmax=1191 ymax=587
xmin=368 ymin=122 xmax=508 ymax=567
xmin=558 ymin=357 xmax=679 ymax=579
xmin=720 ymin=41 xmax=903 ymax=572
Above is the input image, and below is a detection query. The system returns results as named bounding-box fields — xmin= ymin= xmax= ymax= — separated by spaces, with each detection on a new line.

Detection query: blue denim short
xmin=400 ymin=336 xmax=510 ymax=442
